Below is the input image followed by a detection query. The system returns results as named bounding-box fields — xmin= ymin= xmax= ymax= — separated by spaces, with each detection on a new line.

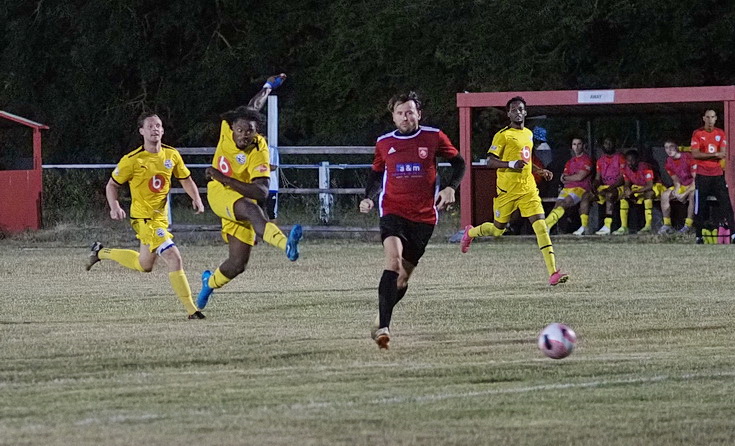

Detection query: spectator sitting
xmin=658 ymin=140 xmax=695 ymax=234
xmin=616 ymin=149 xmax=666 ymax=234
xmin=544 ymin=137 xmax=594 ymax=235
xmin=594 ymin=137 xmax=626 ymax=235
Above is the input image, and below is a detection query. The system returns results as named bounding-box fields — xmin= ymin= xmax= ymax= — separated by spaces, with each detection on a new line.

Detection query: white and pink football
xmin=538 ymin=323 xmax=577 ymax=359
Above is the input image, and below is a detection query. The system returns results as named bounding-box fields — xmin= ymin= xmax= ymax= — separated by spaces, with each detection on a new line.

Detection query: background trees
xmin=2 ymin=0 xmax=734 ymax=162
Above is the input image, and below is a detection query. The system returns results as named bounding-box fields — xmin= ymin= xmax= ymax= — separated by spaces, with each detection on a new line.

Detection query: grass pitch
xmin=1 ymin=237 xmax=735 ymax=445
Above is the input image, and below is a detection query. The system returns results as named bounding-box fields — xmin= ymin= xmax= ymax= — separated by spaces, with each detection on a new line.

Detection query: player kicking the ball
xmin=360 ymin=91 xmax=466 ymax=349
xmin=86 ymin=113 xmax=206 ymax=319
xmin=460 ymin=96 xmax=568 ymax=286
xmin=197 ymin=74 xmax=302 ymax=310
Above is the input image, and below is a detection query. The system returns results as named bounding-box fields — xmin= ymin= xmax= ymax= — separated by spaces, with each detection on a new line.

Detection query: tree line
xmin=2 ymin=0 xmax=733 ymax=163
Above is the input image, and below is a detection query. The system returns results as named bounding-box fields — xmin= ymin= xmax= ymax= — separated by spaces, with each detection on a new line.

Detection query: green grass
xmin=1 ymin=237 xmax=735 ymax=445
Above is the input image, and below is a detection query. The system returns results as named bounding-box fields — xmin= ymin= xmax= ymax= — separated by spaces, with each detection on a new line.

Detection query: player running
xmin=460 ymin=96 xmax=568 ymax=286
xmin=360 ymin=91 xmax=466 ymax=349
xmin=86 ymin=113 xmax=206 ymax=319
xmin=197 ymin=74 xmax=302 ymax=310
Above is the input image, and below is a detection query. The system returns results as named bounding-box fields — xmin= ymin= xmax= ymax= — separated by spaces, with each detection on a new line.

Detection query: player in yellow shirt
xmin=197 ymin=74 xmax=302 ymax=309
xmin=86 ymin=113 xmax=206 ymax=319
xmin=460 ymin=96 xmax=568 ymax=285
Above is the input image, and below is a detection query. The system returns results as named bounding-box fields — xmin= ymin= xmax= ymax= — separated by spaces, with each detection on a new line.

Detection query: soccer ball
xmin=537 ymin=323 xmax=577 ymax=359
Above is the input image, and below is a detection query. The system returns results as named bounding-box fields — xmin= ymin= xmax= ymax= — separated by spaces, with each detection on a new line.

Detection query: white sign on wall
xmin=577 ymin=90 xmax=615 ymax=103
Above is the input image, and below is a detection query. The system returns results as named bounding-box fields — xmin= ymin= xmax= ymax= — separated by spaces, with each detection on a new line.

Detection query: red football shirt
xmin=562 ymin=153 xmax=593 ymax=190
xmin=664 ymin=152 xmax=694 ymax=186
xmin=596 ymin=153 xmax=626 ymax=186
xmin=623 ymin=162 xmax=654 ymax=187
xmin=690 ymin=127 xmax=727 ymax=176
xmin=371 ymin=126 xmax=459 ymax=224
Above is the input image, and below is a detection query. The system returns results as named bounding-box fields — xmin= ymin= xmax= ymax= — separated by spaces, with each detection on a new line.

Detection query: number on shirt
xmin=148 ymin=174 xmax=166 ymax=193
xmin=218 ymin=156 xmax=233 ymax=176
xmin=521 ymin=146 xmax=531 ymax=162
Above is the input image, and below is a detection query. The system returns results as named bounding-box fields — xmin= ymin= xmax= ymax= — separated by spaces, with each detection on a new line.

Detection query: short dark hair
xmin=506 ymin=96 xmax=526 ymax=111
xmin=137 ymin=112 xmax=160 ymax=128
xmin=388 ymin=91 xmax=423 ymax=113
xmin=664 ymin=138 xmax=678 ymax=146
xmin=624 ymin=149 xmax=639 ymax=159
xmin=221 ymin=106 xmax=264 ymax=130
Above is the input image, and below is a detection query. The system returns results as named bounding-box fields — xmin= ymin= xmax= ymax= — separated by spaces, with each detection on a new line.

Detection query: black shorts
xmin=379 ymin=214 xmax=435 ymax=266
xmin=265 ymin=191 xmax=278 ymax=220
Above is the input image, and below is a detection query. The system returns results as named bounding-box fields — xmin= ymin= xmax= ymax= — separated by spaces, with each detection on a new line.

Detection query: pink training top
xmin=596 ymin=153 xmax=626 ymax=186
xmin=664 ymin=152 xmax=694 ymax=186
xmin=562 ymin=153 xmax=593 ymax=191
xmin=623 ymin=161 xmax=655 ymax=187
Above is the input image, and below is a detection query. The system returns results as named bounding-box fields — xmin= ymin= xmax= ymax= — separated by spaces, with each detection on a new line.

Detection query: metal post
xmin=319 ymin=161 xmax=332 ymax=223
xmin=267 ymin=96 xmax=278 ymax=148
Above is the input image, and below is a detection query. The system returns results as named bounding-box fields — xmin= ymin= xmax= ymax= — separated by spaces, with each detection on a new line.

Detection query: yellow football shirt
xmin=487 ymin=126 xmax=535 ymax=194
xmin=112 ymin=145 xmax=190 ymax=219
xmin=211 ymin=120 xmax=271 ymax=185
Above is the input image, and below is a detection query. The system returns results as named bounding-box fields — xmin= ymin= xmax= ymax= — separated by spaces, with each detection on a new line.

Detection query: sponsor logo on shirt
xmin=236 ymin=154 xmax=247 ymax=165
xmin=388 ymin=147 xmax=396 ymax=155
xmin=164 ymin=159 xmax=173 ymax=169
xmin=255 ymin=164 xmax=269 ymax=173
xmin=418 ymin=147 xmax=428 ymax=159
xmin=489 ymin=145 xmax=498 ymax=152
xmin=394 ymin=163 xmax=424 ymax=178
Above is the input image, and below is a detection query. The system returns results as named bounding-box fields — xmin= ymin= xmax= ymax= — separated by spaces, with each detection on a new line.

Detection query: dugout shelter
xmin=0 ymin=110 xmax=49 ymax=232
xmin=457 ymin=86 xmax=735 ymax=228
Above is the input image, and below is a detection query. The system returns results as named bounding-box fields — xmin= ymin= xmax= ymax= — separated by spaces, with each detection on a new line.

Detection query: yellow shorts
xmin=596 ymin=185 xmax=624 ymax=204
xmin=667 ymin=185 xmax=690 ymax=195
xmin=557 ymin=187 xmax=588 ymax=205
xmin=629 ymin=183 xmax=666 ymax=203
xmin=130 ymin=215 xmax=172 ymax=252
xmin=207 ymin=180 xmax=256 ymax=245
xmin=493 ymin=189 xmax=544 ymax=223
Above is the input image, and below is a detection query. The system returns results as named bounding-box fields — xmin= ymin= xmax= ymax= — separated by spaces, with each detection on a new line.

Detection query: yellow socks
xmin=532 ymin=219 xmax=557 ymax=276
xmin=580 ymin=214 xmax=589 ymax=228
xmin=169 ymin=270 xmax=198 ymax=315
xmin=545 ymin=207 xmax=565 ymax=230
xmin=604 ymin=217 xmax=612 ymax=228
xmin=468 ymin=222 xmax=506 ymax=238
xmin=208 ymin=268 xmax=233 ymax=290
xmin=644 ymin=199 xmax=653 ymax=227
xmin=685 ymin=218 xmax=693 ymax=228
xmin=99 ymin=248 xmax=145 ymax=272
xmin=620 ymin=199 xmax=630 ymax=229
xmin=263 ymin=222 xmax=287 ymax=250
xmin=663 ymin=217 xmax=672 ymax=226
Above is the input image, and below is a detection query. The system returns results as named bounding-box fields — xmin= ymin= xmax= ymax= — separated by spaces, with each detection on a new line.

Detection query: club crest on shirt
xmin=164 ymin=159 xmax=173 ymax=169
xmin=418 ymin=147 xmax=428 ymax=159
xmin=156 ymin=228 xmax=166 ymax=238
xmin=716 ymin=135 xmax=722 ymax=142
xmin=236 ymin=154 xmax=247 ymax=165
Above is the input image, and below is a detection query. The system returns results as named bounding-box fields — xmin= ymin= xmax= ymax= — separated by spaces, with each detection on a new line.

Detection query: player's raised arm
xmin=247 ymin=73 xmax=287 ymax=112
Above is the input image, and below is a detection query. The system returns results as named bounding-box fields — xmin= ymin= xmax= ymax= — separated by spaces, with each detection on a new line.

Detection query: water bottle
xmin=718 ymin=223 xmax=731 ymax=244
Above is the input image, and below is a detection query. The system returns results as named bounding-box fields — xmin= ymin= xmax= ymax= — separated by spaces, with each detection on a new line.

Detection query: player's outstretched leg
xmin=85 ymin=242 xmax=103 ymax=271
xmin=460 ymin=225 xmax=474 ymax=253
xmin=197 ymin=270 xmax=214 ymax=309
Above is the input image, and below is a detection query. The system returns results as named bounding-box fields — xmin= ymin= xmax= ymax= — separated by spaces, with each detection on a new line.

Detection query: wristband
xmin=508 ymin=160 xmax=518 ymax=169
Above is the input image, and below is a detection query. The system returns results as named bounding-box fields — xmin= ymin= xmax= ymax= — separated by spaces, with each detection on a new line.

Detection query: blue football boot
xmin=286 ymin=224 xmax=303 ymax=261
xmin=197 ymin=270 xmax=214 ymax=309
